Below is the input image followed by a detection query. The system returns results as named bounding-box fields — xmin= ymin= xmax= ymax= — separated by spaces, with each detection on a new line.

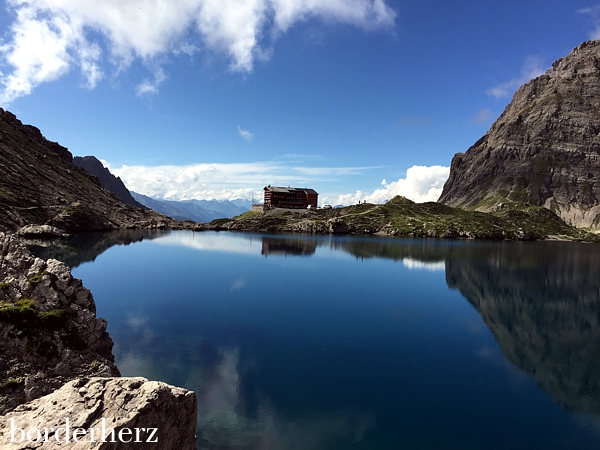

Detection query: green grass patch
xmin=64 ymin=202 xmax=83 ymax=216
xmin=27 ymin=273 xmax=45 ymax=284
xmin=210 ymin=218 xmax=231 ymax=226
xmin=236 ymin=211 xmax=261 ymax=219
xmin=0 ymin=281 xmax=8 ymax=290
xmin=27 ymin=271 xmax=57 ymax=286
xmin=1 ymin=299 xmax=78 ymax=333
xmin=0 ymin=298 xmax=36 ymax=313
xmin=1 ymin=378 xmax=21 ymax=390
xmin=39 ymin=308 xmax=77 ymax=327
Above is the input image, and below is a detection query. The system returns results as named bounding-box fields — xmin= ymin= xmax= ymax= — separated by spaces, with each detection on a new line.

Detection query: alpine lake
xmin=29 ymin=230 xmax=600 ymax=450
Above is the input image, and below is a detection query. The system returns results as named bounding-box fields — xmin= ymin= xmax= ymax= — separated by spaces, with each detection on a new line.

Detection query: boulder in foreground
xmin=0 ymin=377 xmax=197 ymax=449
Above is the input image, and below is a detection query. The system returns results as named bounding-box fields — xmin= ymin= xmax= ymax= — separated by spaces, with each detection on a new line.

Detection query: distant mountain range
xmin=131 ymin=192 xmax=251 ymax=222
xmin=1 ymin=41 xmax=599 ymax=236
xmin=70 ymin=155 xmax=251 ymax=222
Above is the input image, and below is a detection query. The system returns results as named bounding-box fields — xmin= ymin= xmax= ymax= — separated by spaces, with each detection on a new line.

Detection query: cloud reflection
xmin=192 ymin=346 xmax=376 ymax=449
xmin=154 ymin=232 xmax=261 ymax=255
xmin=230 ymin=277 xmax=247 ymax=293
xmin=402 ymin=257 xmax=445 ymax=271
xmin=113 ymin=315 xmax=376 ymax=449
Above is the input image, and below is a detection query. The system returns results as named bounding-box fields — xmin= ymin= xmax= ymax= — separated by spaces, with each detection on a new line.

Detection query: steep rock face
xmin=73 ymin=156 xmax=144 ymax=208
xmin=0 ymin=109 xmax=187 ymax=232
xmin=439 ymin=40 xmax=600 ymax=228
xmin=0 ymin=233 xmax=119 ymax=415
xmin=0 ymin=377 xmax=197 ymax=449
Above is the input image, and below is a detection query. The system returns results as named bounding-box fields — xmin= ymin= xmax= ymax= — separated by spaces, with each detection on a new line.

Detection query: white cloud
xmin=237 ymin=125 xmax=254 ymax=140
xmin=136 ymin=67 xmax=167 ymax=96
xmin=579 ymin=5 xmax=600 ymax=39
xmin=486 ymin=56 xmax=547 ymax=99
xmin=330 ymin=165 xmax=449 ymax=205
xmin=105 ymin=160 xmax=379 ymax=201
xmin=0 ymin=0 xmax=396 ymax=104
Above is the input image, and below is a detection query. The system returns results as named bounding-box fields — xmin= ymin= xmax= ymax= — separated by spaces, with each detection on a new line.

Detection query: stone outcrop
xmin=73 ymin=156 xmax=144 ymax=209
xmin=16 ymin=225 xmax=65 ymax=239
xmin=439 ymin=40 xmax=600 ymax=228
xmin=0 ymin=109 xmax=191 ymax=233
xmin=0 ymin=377 xmax=197 ymax=449
xmin=0 ymin=233 xmax=119 ymax=415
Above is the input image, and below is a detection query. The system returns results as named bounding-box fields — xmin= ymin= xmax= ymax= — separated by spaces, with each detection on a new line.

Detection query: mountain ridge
xmin=73 ymin=156 xmax=144 ymax=208
xmin=131 ymin=192 xmax=250 ymax=221
xmin=438 ymin=40 xmax=600 ymax=228
xmin=0 ymin=108 xmax=189 ymax=232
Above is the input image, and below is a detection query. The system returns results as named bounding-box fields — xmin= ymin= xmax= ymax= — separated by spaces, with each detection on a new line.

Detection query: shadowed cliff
xmin=0 ymin=109 xmax=189 ymax=232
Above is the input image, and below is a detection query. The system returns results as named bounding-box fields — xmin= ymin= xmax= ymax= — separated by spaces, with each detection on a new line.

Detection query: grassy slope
xmin=208 ymin=196 xmax=599 ymax=242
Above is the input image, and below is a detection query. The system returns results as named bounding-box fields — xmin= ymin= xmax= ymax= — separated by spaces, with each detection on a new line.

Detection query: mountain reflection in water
xmin=32 ymin=231 xmax=600 ymax=448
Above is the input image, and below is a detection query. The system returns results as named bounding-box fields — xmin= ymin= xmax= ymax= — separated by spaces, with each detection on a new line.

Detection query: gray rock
xmin=0 ymin=377 xmax=197 ymax=449
xmin=16 ymin=226 xmax=65 ymax=239
xmin=439 ymin=40 xmax=600 ymax=228
xmin=0 ymin=232 xmax=119 ymax=415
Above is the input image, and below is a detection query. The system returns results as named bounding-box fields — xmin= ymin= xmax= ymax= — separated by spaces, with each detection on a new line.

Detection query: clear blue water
xmin=48 ymin=231 xmax=600 ymax=449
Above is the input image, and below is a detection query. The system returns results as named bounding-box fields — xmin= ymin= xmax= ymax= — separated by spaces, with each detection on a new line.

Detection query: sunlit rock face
xmin=0 ymin=377 xmax=197 ymax=450
xmin=445 ymin=242 xmax=600 ymax=414
xmin=439 ymin=40 xmax=600 ymax=228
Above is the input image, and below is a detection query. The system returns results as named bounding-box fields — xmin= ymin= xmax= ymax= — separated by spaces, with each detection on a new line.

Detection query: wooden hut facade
xmin=263 ymin=186 xmax=318 ymax=209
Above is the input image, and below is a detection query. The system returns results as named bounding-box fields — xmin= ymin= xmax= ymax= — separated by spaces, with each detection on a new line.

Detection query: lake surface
xmin=32 ymin=231 xmax=600 ymax=449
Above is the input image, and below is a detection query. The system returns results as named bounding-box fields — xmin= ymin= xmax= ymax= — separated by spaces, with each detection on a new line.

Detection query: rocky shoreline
xmin=0 ymin=232 xmax=197 ymax=448
xmin=198 ymin=196 xmax=600 ymax=242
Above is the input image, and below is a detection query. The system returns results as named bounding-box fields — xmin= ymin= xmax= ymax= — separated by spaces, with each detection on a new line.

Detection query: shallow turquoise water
xmin=54 ymin=231 xmax=600 ymax=449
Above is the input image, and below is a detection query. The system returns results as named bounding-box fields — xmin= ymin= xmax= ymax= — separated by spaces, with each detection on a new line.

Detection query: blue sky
xmin=0 ymin=0 xmax=598 ymax=205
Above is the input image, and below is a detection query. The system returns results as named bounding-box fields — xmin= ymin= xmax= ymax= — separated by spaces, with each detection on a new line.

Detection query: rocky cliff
xmin=438 ymin=40 xmax=600 ymax=228
xmin=0 ymin=233 xmax=198 ymax=446
xmin=0 ymin=232 xmax=119 ymax=414
xmin=73 ymin=156 xmax=144 ymax=208
xmin=0 ymin=109 xmax=188 ymax=232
